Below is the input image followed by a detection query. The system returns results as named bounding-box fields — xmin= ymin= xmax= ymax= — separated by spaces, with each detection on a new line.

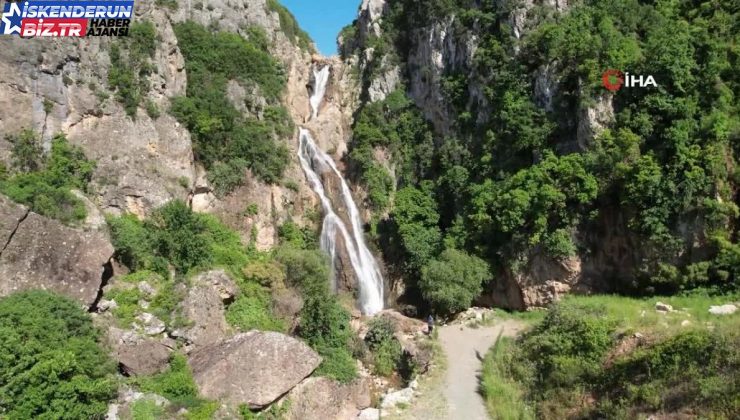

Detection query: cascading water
xmin=297 ymin=65 xmax=384 ymax=315
xmin=309 ymin=66 xmax=330 ymax=120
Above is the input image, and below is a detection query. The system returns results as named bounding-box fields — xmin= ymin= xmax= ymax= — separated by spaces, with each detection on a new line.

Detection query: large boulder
xmin=180 ymin=270 xmax=237 ymax=348
xmin=188 ymin=331 xmax=321 ymax=408
xmin=286 ymin=377 xmax=371 ymax=420
xmin=0 ymin=196 xmax=114 ymax=307
xmin=108 ymin=327 xmax=172 ymax=376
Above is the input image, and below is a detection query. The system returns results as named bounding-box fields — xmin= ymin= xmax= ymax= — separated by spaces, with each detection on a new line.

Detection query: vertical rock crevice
xmin=89 ymin=259 xmax=114 ymax=312
xmin=0 ymin=208 xmax=29 ymax=259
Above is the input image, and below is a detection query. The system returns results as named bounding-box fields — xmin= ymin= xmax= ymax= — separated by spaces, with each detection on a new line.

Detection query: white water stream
xmin=297 ymin=66 xmax=384 ymax=315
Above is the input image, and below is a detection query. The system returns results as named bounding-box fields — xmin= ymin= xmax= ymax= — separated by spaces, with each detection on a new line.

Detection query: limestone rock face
xmin=286 ymin=377 xmax=371 ymax=420
xmin=0 ymin=8 xmax=193 ymax=217
xmin=483 ymin=251 xmax=584 ymax=310
xmin=0 ymin=195 xmax=114 ymax=307
xmin=188 ymin=331 xmax=321 ymax=408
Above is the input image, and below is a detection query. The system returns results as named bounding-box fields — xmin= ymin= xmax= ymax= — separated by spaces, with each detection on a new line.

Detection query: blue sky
xmin=281 ymin=0 xmax=359 ymax=56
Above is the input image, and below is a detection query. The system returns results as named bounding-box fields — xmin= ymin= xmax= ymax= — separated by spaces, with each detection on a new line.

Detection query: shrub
xmin=265 ymin=0 xmax=313 ymax=51
xmin=226 ymin=283 xmax=286 ymax=332
xmin=481 ymin=336 xmax=534 ymax=420
xmin=108 ymin=21 xmax=157 ymax=117
xmin=599 ymin=330 xmax=739 ymax=416
xmin=0 ymin=291 xmax=116 ymax=419
xmin=365 ymin=317 xmax=402 ymax=376
xmin=1 ymin=132 xmax=94 ymax=223
xmin=278 ymin=220 xmax=318 ymax=250
xmin=419 ymin=249 xmax=491 ymax=315
xmin=298 ymin=296 xmax=357 ymax=382
xmin=277 ymin=246 xmax=331 ymax=297
xmin=108 ymin=200 xmax=251 ymax=277
xmin=135 ymin=354 xmax=202 ymax=408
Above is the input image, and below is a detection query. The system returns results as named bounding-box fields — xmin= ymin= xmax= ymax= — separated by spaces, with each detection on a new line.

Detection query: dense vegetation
xmin=0 ymin=291 xmax=116 ymax=419
xmin=108 ymin=201 xmax=358 ymax=382
xmin=346 ymin=0 xmax=740 ymax=312
xmin=108 ymin=21 xmax=157 ymax=117
xmin=266 ymin=0 xmax=313 ymax=51
xmin=0 ymin=130 xmax=95 ymax=224
xmin=172 ymin=21 xmax=292 ymax=194
xmin=482 ymin=294 xmax=739 ymax=418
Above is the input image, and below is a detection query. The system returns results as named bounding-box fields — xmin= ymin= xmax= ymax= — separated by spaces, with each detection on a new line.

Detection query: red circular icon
xmin=602 ymin=69 xmax=624 ymax=92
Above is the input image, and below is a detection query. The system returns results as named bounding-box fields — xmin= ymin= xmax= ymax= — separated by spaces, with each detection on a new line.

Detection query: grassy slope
xmin=481 ymin=292 xmax=740 ymax=420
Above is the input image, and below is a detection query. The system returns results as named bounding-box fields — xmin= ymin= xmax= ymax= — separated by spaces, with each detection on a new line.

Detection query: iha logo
xmin=601 ymin=69 xmax=657 ymax=92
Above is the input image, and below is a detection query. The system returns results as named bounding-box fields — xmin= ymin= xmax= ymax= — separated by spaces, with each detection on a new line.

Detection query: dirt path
xmin=437 ymin=320 xmax=525 ymax=420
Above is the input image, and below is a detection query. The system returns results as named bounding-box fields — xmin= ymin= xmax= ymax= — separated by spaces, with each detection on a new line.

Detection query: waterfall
xmin=309 ymin=65 xmax=330 ymax=120
xmin=297 ymin=65 xmax=384 ymax=315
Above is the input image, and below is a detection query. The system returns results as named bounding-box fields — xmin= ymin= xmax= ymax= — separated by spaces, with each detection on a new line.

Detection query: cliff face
xmin=0 ymin=0 xmax=348 ymax=252
xmin=341 ymin=0 xmax=736 ymax=309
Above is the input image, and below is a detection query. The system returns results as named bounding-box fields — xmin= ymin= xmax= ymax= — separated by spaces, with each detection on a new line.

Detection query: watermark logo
xmin=1 ymin=1 xmax=134 ymax=37
xmin=601 ymin=69 xmax=657 ymax=91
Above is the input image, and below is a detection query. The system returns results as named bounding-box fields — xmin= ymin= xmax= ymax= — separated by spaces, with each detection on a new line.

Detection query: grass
xmin=561 ymin=291 xmax=740 ymax=335
xmin=480 ymin=335 xmax=534 ymax=420
xmin=480 ymin=292 xmax=740 ymax=419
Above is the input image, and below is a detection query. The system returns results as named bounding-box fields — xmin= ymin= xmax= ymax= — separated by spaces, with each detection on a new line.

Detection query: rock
xmin=138 ymin=281 xmax=156 ymax=297
xmin=576 ymin=94 xmax=614 ymax=150
xmin=655 ymin=302 xmax=673 ymax=312
xmin=357 ymin=408 xmax=381 ymax=420
xmin=286 ymin=377 xmax=371 ymax=420
xmin=380 ymin=387 xmax=414 ymax=409
xmin=681 ymin=320 xmax=691 ymax=327
xmin=98 ymin=299 xmax=118 ymax=312
xmin=108 ymin=328 xmax=171 ymax=376
xmin=135 ymin=313 xmax=166 ymax=336
xmin=106 ymin=403 xmax=119 ymax=420
xmin=483 ymin=251 xmax=582 ymax=310
xmin=0 ymin=196 xmax=114 ymax=307
xmin=188 ymin=331 xmax=321 ymax=408
xmin=70 ymin=189 xmax=107 ymax=230
xmin=180 ymin=270 xmax=237 ymax=348
xmin=192 ymin=270 xmax=238 ymax=301
xmin=376 ymin=310 xmax=426 ymax=335
xmin=708 ymin=304 xmax=737 ymax=315
xmin=453 ymin=307 xmax=494 ymax=325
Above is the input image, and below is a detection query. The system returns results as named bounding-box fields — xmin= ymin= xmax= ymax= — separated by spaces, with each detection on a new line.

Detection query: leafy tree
xmin=0 ymin=291 xmax=116 ymax=419
xmin=419 ymin=249 xmax=491 ymax=315
xmin=392 ymin=185 xmax=443 ymax=271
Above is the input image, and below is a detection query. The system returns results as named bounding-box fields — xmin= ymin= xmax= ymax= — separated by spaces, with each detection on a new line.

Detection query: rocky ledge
xmin=0 ymin=194 xmax=114 ymax=307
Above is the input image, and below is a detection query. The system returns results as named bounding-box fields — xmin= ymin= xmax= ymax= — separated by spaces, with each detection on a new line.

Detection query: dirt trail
xmin=437 ymin=320 xmax=525 ymax=420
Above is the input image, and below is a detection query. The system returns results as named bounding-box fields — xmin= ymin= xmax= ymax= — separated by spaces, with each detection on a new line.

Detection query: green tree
xmin=0 ymin=291 xmax=116 ymax=419
xmin=419 ymin=249 xmax=491 ymax=315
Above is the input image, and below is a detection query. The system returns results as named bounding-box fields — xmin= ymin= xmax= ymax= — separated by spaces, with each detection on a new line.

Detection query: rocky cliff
xmin=339 ymin=0 xmax=738 ymax=309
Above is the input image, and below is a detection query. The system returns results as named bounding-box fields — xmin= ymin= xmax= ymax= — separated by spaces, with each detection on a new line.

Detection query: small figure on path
xmin=427 ymin=314 xmax=435 ymax=335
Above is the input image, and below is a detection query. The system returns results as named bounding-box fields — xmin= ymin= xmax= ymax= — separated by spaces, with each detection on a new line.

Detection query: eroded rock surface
xmin=180 ymin=270 xmax=237 ymax=348
xmin=188 ymin=331 xmax=321 ymax=408
xmin=108 ymin=327 xmax=172 ymax=376
xmin=0 ymin=195 xmax=114 ymax=307
xmin=286 ymin=377 xmax=371 ymax=420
